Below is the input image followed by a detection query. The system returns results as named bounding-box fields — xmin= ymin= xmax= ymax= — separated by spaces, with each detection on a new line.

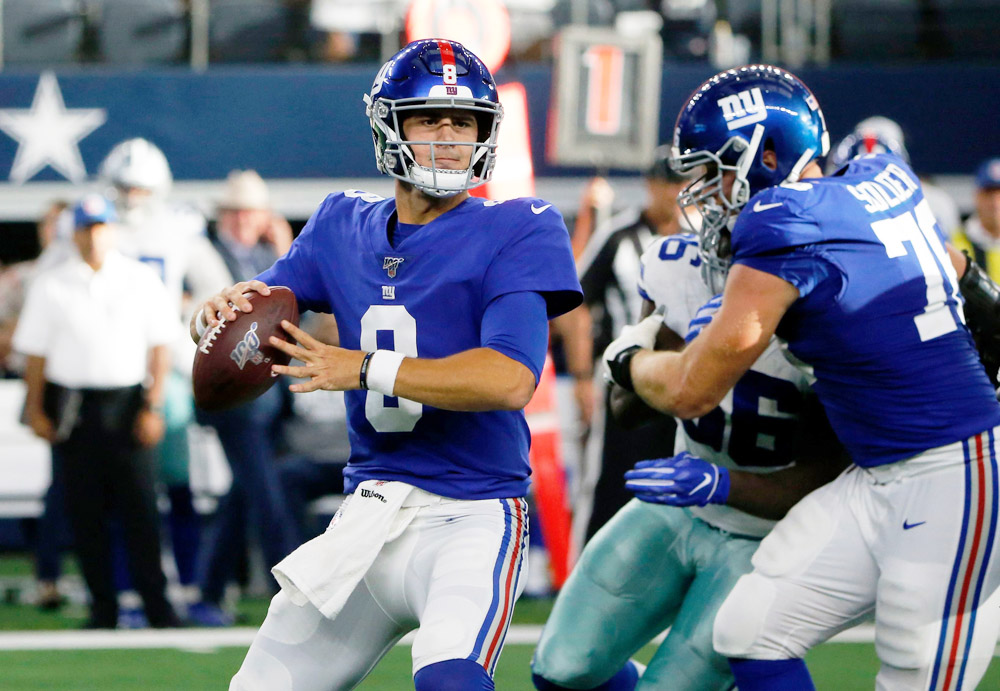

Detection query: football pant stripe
xmin=484 ymin=498 xmax=527 ymax=673
xmin=956 ymin=428 xmax=999 ymax=690
xmin=467 ymin=498 xmax=527 ymax=671
xmin=467 ymin=498 xmax=513 ymax=665
xmin=930 ymin=430 xmax=998 ymax=691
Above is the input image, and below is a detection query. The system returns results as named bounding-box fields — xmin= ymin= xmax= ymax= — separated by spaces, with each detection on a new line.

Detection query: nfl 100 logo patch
xmin=383 ymin=256 xmax=404 ymax=278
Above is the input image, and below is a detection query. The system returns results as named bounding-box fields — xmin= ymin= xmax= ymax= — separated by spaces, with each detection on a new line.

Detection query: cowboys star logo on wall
xmin=0 ymin=72 xmax=106 ymax=184
xmin=383 ymin=256 xmax=404 ymax=278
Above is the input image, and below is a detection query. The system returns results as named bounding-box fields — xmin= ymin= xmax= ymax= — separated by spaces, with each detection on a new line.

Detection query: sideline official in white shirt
xmin=13 ymin=194 xmax=183 ymax=629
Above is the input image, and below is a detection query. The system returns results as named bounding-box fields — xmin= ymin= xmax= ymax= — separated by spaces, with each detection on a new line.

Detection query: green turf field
xmin=1 ymin=641 xmax=996 ymax=690
xmin=1 ymin=556 xmax=998 ymax=689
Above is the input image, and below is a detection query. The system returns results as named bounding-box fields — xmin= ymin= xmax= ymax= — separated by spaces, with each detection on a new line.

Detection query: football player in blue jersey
xmin=191 ymin=39 xmax=582 ymax=691
xmin=531 ymin=229 xmax=847 ymax=691
xmin=605 ymin=65 xmax=1000 ymax=690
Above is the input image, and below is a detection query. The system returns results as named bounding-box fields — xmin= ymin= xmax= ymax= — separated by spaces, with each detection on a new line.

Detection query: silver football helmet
xmin=98 ymin=138 xmax=173 ymax=209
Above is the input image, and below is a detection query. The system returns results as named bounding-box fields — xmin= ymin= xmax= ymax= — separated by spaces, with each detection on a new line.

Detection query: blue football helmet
xmin=363 ymin=39 xmax=503 ymax=198
xmin=670 ymin=65 xmax=829 ymax=292
xmin=827 ymin=116 xmax=910 ymax=174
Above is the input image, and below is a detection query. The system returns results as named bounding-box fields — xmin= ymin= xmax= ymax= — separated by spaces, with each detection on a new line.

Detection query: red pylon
xmin=524 ymin=355 xmax=573 ymax=589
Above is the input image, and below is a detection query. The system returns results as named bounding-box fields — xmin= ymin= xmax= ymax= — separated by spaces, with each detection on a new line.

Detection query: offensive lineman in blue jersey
xmin=531 ymin=231 xmax=846 ymax=691
xmin=191 ymin=39 xmax=581 ymax=690
xmin=605 ymin=65 xmax=1000 ymax=690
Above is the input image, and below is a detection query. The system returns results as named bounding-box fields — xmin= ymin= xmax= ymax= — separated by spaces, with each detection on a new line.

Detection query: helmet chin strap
xmin=732 ymin=124 xmax=766 ymax=207
xmin=785 ymin=147 xmax=817 ymax=183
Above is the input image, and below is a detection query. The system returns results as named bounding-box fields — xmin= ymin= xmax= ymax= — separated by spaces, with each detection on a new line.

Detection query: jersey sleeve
xmin=255 ymin=194 xmax=337 ymax=314
xmin=480 ymin=290 xmax=549 ymax=384
xmin=481 ymin=199 xmax=583 ymax=319
xmin=184 ymin=233 xmax=234 ymax=308
xmin=11 ymin=275 xmax=55 ymax=357
xmin=731 ymin=189 xmax=834 ymax=297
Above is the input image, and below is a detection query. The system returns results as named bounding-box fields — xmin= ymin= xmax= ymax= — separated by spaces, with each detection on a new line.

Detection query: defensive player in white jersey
xmin=531 ymin=231 xmax=845 ymax=691
xmin=98 ymin=139 xmax=232 ymax=607
xmin=191 ymin=39 xmax=581 ymax=690
xmin=605 ymin=65 xmax=1000 ymax=690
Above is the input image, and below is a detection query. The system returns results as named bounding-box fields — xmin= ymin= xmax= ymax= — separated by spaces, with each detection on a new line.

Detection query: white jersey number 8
xmin=360 ymin=305 xmax=422 ymax=432
xmin=871 ymin=198 xmax=964 ymax=342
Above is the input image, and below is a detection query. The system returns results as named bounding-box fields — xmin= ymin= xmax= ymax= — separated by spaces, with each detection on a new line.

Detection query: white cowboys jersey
xmin=637 ymin=233 xmax=816 ymax=538
xmin=114 ymin=202 xmax=232 ymax=371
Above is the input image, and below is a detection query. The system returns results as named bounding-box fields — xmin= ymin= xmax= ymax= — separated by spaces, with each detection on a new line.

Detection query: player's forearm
xmin=145 ymin=345 xmax=170 ymax=409
xmin=726 ymin=468 xmax=814 ymax=519
xmin=726 ymin=458 xmax=846 ymax=519
xmin=392 ymin=347 xmax=536 ymax=412
xmin=22 ymin=355 xmax=47 ymax=415
xmin=555 ymin=306 xmax=594 ymax=379
xmin=630 ymin=347 xmax=726 ymax=419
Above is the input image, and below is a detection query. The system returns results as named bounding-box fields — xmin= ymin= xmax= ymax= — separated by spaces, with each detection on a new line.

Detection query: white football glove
xmin=602 ymin=306 xmax=665 ymax=391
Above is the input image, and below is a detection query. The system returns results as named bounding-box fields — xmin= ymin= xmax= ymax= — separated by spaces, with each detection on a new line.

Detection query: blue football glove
xmin=685 ymin=294 xmax=723 ymax=343
xmin=624 ymin=451 xmax=731 ymax=507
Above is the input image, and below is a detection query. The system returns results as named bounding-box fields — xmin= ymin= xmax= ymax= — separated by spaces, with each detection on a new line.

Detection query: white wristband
xmin=366 ymin=350 xmax=406 ymax=396
xmin=195 ymin=310 xmax=209 ymax=338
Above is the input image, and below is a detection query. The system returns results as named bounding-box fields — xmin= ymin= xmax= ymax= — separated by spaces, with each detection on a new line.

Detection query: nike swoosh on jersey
xmin=902 ymin=519 xmax=926 ymax=530
xmin=753 ymin=200 xmax=784 ymax=212
xmin=531 ymin=203 xmax=552 ymax=215
xmin=690 ymin=473 xmax=712 ymax=495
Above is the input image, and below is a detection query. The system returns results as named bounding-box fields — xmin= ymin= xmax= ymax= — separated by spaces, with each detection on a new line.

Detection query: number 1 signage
xmin=549 ymin=26 xmax=662 ymax=171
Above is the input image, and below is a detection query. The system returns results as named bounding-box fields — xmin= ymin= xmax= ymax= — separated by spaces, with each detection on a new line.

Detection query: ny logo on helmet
xmin=717 ymin=88 xmax=766 ymax=130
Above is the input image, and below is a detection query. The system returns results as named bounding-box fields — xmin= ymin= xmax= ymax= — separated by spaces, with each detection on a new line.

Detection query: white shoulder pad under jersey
xmin=638 ymin=233 xmax=816 ymax=538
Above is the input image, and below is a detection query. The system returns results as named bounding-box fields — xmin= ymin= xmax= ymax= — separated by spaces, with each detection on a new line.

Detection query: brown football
xmin=192 ymin=286 xmax=299 ymax=411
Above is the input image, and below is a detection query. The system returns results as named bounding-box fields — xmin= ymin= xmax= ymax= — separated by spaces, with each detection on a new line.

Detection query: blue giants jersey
xmin=732 ymin=154 xmax=1000 ymax=466
xmin=257 ymin=190 xmax=582 ymax=499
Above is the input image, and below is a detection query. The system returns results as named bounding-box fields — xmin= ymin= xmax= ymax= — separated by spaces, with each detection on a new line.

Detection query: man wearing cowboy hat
xmin=188 ymin=170 xmax=299 ymax=627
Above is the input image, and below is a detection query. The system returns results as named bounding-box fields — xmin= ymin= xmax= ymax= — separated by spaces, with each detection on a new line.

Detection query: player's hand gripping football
xmin=624 ymin=451 xmax=731 ymax=507
xmin=602 ymin=306 xmax=666 ymax=390
xmin=268 ymin=321 xmax=368 ymax=393
xmin=190 ymin=279 xmax=271 ymax=341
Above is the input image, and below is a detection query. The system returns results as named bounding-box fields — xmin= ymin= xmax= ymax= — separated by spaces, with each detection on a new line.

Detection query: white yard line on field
xmin=0 ymin=622 xmax=885 ymax=652
xmin=0 ymin=623 xmax=997 ymax=656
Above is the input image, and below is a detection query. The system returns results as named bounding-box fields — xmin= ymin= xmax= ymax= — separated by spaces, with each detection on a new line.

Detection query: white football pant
xmin=230 ymin=493 xmax=528 ymax=690
xmin=714 ymin=428 xmax=1000 ymax=691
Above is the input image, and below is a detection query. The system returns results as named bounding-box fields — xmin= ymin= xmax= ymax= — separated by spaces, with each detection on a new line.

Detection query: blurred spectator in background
xmin=90 ymin=137 xmax=231 ymax=620
xmin=187 ymin=169 xmax=299 ymax=627
xmin=13 ymin=195 xmax=181 ymax=629
xmin=556 ymin=147 xmax=688 ymax=546
xmin=309 ymin=0 xmax=406 ymax=62
xmin=0 ymin=200 xmax=73 ymax=610
xmin=569 ymin=177 xmax=615 ymax=260
xmin=0 ymin=202 xmax=70 ymax=377
xmin=551 ymin=0 xmax=715 ymax=60
xmin=308 ymin=0 xmax=562 ymax=64
xmin=951 ymin=157 xmax=1000 ymax=281
xmin=277 ymin=312 xmax=349 ymax=542
xmin=828 ymin=116 xmax=961 ymax=237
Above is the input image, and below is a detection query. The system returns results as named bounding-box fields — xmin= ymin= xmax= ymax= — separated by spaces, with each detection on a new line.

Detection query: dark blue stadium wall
xmin=0 ymin=63 xmax=996 ymax=182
